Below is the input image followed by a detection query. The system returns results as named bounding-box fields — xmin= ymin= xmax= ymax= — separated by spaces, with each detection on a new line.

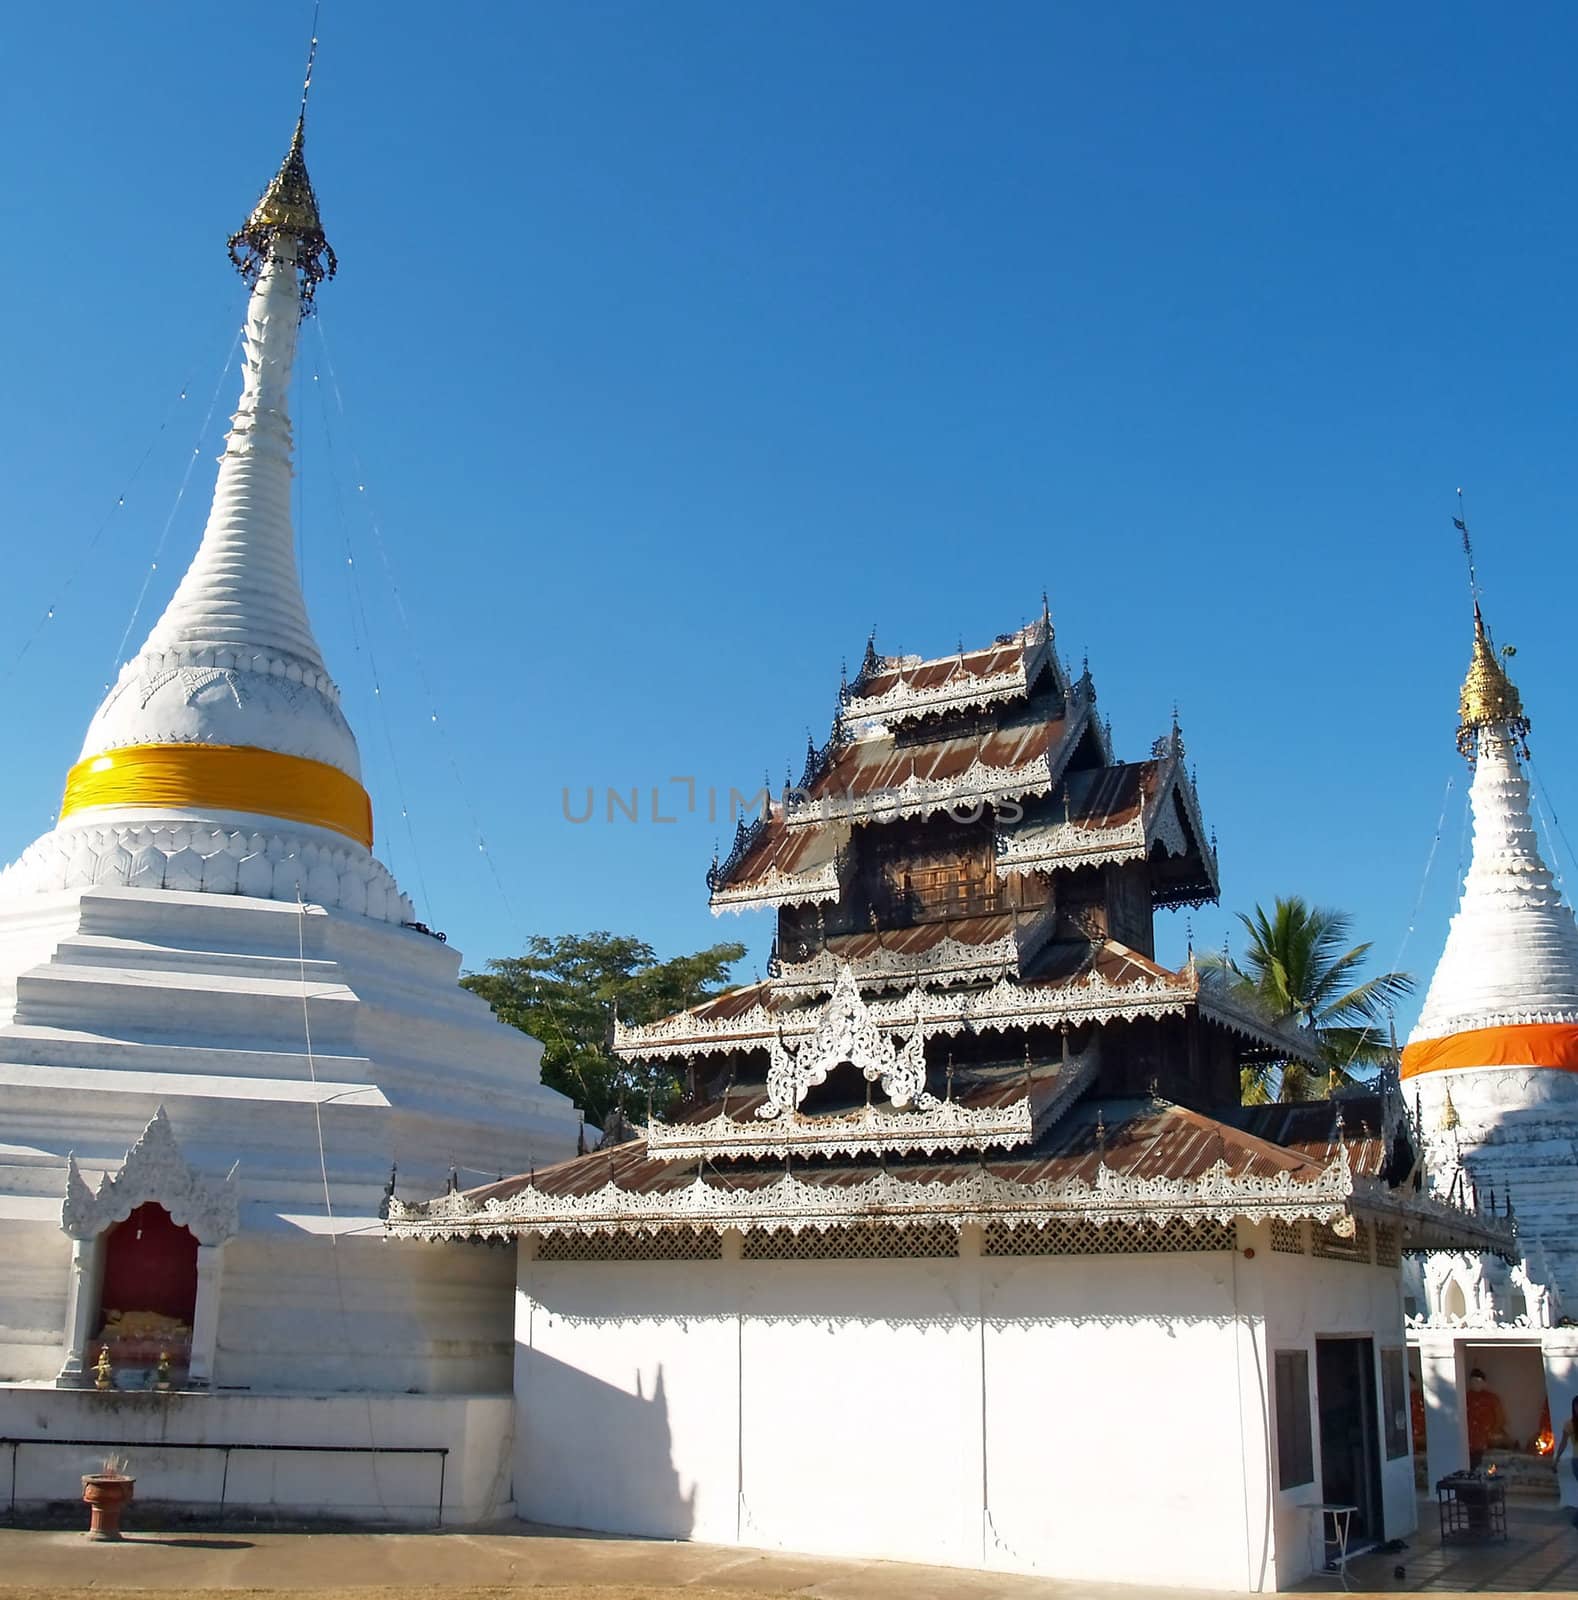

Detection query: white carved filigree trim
xmin=760 ymin=965 xmax=934 ymax=1117
xmin=105 ymin=644 xmax=339 ymax=706
xmin=1402 ymin=1241 xmax=1561 ymax=1330
xmin=997 ymin=811 xmax=1150 ymax=875
xmin=645 ymin=1093 xmax=1033 ymax=1162
xmin=993 ymin=746 xmax=1209 ymax=883
xmin=0 ymin=818 xmax=412 ymax=923
xmin=772 ymin=930 xmax=1020 ymax=1000
xmin=62 ymin=1106 xmax=240 ymax=1246
xmin=709 ymin=856 xmax=842 ymax=914
xmin=1410 ymin=1005 xmax=1578 ymax=1044
xmin=614 ymin=962 xmax=1200 ymax=1062
xmin=387 ymin=1152 xmax=1360 ymax=1242
xmin=786 ymin=753 xmax=1056 ymax=829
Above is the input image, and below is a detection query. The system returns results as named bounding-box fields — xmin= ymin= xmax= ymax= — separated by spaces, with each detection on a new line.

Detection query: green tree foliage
xmin=461 ymin=932 xmax=746 ymax=1127
xmin=1201 ymin=897 xmax=1413 ymax=1104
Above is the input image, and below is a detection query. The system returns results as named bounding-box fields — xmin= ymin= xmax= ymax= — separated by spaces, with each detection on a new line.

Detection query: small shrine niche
xmin=95 ymin=1202 xmax=199 ymax=1377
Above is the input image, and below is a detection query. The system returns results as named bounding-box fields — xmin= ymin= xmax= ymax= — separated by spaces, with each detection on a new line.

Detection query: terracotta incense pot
xmin=81 ymin=1473 xmax=135 ymax=1540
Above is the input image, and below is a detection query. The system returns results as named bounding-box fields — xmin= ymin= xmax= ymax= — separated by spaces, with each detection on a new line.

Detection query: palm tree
xmin=1202 ymin=897 xmax=1414 ymax=1104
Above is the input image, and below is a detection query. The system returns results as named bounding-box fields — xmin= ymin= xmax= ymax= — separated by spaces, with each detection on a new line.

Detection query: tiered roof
xmin=389 ymin=607 xmax=1501 ymax=1256
xmin=389 ymin=1087 xmax=1506 ymax=1256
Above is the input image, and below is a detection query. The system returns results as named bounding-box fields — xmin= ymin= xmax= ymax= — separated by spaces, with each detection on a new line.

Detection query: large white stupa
xmin=0 ymin=112 xmax=580 ymax=1401
xmin=1404 ymin=603 xmax=1578 ymax=1295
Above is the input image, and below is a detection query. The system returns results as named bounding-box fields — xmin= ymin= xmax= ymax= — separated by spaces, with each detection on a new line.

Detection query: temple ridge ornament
xmin=645 ymin=1094 xmax=1034 ymax=1162
xmin=61 ymin=1107 xmax=240 ymax=1246
xmin=757 ymin=965 xmax=936 ymax=1119
xmin=771 ymin=928 xmax=1021 ymax=999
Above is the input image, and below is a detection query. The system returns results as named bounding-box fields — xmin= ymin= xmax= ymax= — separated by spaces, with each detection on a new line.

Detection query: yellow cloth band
xmin=61 ymin=744 xmax=373 ymax=849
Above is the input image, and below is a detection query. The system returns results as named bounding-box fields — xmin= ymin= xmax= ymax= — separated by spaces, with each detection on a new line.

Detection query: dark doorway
xmin=1316 ymin=1336 xmax=1384 ymax=1544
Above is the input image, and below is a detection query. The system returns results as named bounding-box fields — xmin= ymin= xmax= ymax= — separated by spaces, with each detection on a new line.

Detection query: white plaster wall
xmin=0 ymin=1220 xmax=70 ymax=1381
xmin=216 ymin=1235 xmax=517 ymax=1393
xmin=739 ymin=1259 xmax=980 ymax=1565
xmin=517 ymin=1244 xmax=1296 ymax=1591
xmin=0 ymin=1386 xmax=513 ymax=1524
xmin=1543 ymin=1334 xmax=1578 ymax=1510
xmin=515 ymin=1235 xmax=1417 ymax=1592
xmin=979 ymin=1249 xmax=1263 ymax=1589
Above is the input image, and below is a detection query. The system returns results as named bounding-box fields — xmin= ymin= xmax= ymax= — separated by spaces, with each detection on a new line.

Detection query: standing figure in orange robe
xmin=1466 ymin=1368 xmax=1511 ymax=1465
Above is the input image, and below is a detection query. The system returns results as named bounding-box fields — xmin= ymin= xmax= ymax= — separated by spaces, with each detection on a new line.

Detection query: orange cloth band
xmin=61 ymin=744 xmax=373 ymax=849
xmin=1400 ymin=1021 xmax=1578 ymax=1079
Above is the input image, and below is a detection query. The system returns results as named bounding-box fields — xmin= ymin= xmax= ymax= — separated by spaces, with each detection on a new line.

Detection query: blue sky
xmin=3 ymin=3 xmax=1576 ymax=1032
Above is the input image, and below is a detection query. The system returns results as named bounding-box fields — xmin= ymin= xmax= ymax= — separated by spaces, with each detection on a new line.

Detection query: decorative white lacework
xmin=786 ymin=753 xmax=1057 ymax=830
xmin=708 ymin=855 xmax=842 ymax=914
xmin=62 ymin=1106 xmax=240 ymax=1246
xmin=984 ymin=1217 xmax=1235 ymax=1255
xmin=839 ymin=619 xmax=1055 ymax=732
xmin=992 ymin=731 xmax=1216 ymax=897
xmin=771 ymin=929 xmax=1021 ymax=1000
xmin=996 ymin=809 xmax=1154 ymax=875
xmin=614 ymin=961 xmax=1203 ymax=1063
xmin=644 ymin=1094 xmax=1035 ymax=1163
xmin=760 ymin=965 xmax=934 ymax=1117
xmin=387 ymin=1151 xmax=1360 ymax=1243
xmin=615 ymin=960 xmax=1314 ymax=1067
xmin=0 ymin=817 xmax=412 ymax=923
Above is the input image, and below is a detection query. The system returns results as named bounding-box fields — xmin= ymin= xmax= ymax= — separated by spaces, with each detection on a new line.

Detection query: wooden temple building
xmin=391 ymin=610 xmax=1507 ymax=1590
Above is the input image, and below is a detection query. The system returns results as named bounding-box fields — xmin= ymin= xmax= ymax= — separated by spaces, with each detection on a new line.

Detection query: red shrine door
xmin=95 ymin=1202 xmax=199 ymax=1359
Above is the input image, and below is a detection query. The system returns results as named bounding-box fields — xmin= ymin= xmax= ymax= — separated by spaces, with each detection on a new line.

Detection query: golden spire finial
xmin=226 ymin=19 xmax=336 ymax=305
xmin=1453 ymin=495 xmax=1528 ymax=762
xmin=1457 ymin=603 xmax=1529 ymax=761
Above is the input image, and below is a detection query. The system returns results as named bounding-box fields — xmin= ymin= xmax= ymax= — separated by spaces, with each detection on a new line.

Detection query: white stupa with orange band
xmin=1405 ymin=604 xmax=1578 ymax=1294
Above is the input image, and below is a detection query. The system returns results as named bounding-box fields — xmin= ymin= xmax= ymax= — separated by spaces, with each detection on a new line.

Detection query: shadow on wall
xmin=520 ymin=1344 xmax=695 ymax=1539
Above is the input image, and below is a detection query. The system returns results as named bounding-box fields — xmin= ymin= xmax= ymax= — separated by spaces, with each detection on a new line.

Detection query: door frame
xmin=1315 ymin=1333 xmax=1385 ymax=1545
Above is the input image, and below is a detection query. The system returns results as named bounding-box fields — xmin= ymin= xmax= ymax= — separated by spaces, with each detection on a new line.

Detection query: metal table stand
xmin=1303 ymin=1501 xmax=1358 ymax=1588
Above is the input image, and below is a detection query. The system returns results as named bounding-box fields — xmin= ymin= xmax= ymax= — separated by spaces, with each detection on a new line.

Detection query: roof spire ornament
xmin=1453 ymin=495 xmax=1529 ymax=762
xmin=1458 ymin=603 xmax=1527 ymax=761
xmin=227 ymin=26 xmax=336 ymax=306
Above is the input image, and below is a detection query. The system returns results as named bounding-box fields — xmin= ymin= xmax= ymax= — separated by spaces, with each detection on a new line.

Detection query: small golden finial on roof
xmin=1438 ymin=1084 xmax=1460 ymax=1133
xmin=227 ymin=28 xmax=336 ymax=304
